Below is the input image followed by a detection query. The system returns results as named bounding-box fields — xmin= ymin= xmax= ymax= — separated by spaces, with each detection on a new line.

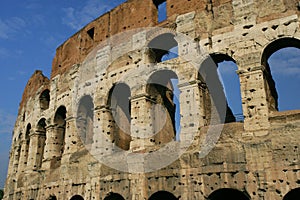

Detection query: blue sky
xmin=0 ymin=0 xmax=299 ymax=189
xmin=0 ymin=0 xmax=126 ymax=189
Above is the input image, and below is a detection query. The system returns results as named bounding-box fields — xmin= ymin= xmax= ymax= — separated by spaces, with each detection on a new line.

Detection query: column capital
xmin=237 ymin=65 xmax=265 ymax=75
xmin=131 ymin=93 xmax=156 ymax=103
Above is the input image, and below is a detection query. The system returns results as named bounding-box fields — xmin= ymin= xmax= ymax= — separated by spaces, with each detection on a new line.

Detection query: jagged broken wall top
xmin=18 ymin=0 xmax=300 ymax=123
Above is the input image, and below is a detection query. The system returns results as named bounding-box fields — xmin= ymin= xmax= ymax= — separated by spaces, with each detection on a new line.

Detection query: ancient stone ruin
xmin=4 ymin=0 xmax=300 ymax=199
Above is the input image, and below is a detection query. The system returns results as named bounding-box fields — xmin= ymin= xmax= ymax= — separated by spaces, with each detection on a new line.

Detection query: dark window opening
xmin=149 ymin=191 xmax=177 ymax=200
xmin=24 ymin=123 xmax=31 ymax=166
xmin=47 ymin=195 xmax=57 ymax=200
xmin=36 ymin=118 xmax=46 ymax=168
xmin=77 ymin=96 xmax=94 ymax=146
xmin=54 ymin=106 xmax=67 ymax=156
xmin=70 ymin=195 xmax=84 ymax=200
xmin=104 ymin=192 xmax=125 ymax=200
xmin=87 ymin=27 xmax=95 ymax=40
xmin=283 ymin=188 xmax=300 ymax=200
xmin=108 ymin=83 xmax=131 ymax=150
xmin=40 ymin=89 xmax=50 ymax=110
xmin=208 ymin=188 xmax=251 ymax=200
xmin=148 ymin=33 xmax=178 ymax=63
xmin=147 ymin=70 xmax=180 ymax=143
xmin=262 ymin=38 xmax=300 ymax=112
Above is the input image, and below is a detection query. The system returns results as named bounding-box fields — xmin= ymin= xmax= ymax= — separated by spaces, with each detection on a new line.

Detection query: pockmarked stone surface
xmin=4 ymin=0 xmax=300 ymax=199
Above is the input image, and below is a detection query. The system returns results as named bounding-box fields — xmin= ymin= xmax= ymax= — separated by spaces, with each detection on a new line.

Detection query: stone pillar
xmin=63 ymin=117 xmax=81 ymax=155
xmin=91 ymin=106 xmax=115 ymax=156
xmin=130 ymin=94 xmax=156 ymax=152
xmin=179 ymin=81 xmax=205 ymax=143
xmin=130 ymin=174 xmax=148 ymax=200
xmin=238 ymin=66 xmax=270 ymax=136
xmin=27 ymin=130 xmax=46 ymax=170
xmin=42 ymin=124 xmax=65 ymax=168
xmin=17 ymin=139 xmax=29 ymax=173
xmin=12 ymin=144 xmax=21 ymax=174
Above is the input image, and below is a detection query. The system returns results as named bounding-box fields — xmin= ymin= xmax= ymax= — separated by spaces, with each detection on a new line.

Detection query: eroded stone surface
xmin=4 ymin=0 xmax=300 ymax=199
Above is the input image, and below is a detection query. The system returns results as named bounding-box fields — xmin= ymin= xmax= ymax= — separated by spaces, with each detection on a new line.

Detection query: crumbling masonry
xmin=4 ymin=0 xmax=300 ymax=199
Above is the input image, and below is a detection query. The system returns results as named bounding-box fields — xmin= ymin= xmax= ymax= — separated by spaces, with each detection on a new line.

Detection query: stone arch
xmin=70 ymin=194 xmax=84 ymax=200
xmin=53 ymin=106 xmax=67 ymax=156
xmin=148 ymin=33 xmax=178 ymax=63
xmin=207 ymin=188 xmax=250 ymax=200
xmin=261 ymin=37 xmax=300 ymax=111
xmin=283 ymin=188 xmax=300 ymax=200
xmin=198 ymin=54 xmax=235 ymax=125
xmin=107 ymin=83 xmax=131 ymax=150
xmin=211 ymin=53 xmax=243 ymax=122
xmin=146 ymin=69 xmax=180 ymax=143
xmin=103 ymin=192 xmax=125 ymax=200
xmin=39 ymin=89 xmax=50 ymax=110
xmin=148 ymin=190 xmax=177 ymax=200
xmin=77 ymin=95 xmax=94 ymax=145
xmin=23 ymin=123 xmax=31 ymax=166
xmin=31 ymin=118 xmax=47 ymax=169
xmin=47 ymin=195 xmax=57 ymax=200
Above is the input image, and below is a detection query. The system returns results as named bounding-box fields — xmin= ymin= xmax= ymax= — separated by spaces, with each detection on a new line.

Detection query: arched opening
xmin=213 ymin=54 xmax=243 ymax=122
xmin=199 ymin=54 xmax=242 ymax=124
xmin=70 ymin=195 xmax=84 ymax=200
xmin=77 ymin=95 xmax=94 ymax=146
xmin=47 ymin=195 xmax=57 ymax=200
xmin=108 ymin=83 xmax=131 ymax=150
xmin=148 ymin=33 xmax=178 ymax=63
xmin=40 ymin=89 xmax=50 ymax=110
xmin=103 ymin=192 xmax=125 ymax=200
xmin=262 ymin=38 xmax=300 ymax=111
xmin=146 ymin=70 xmax=180 ymax=143
xmin=148 ymin=191 xmax=177 ymax=200
xmin=36 ymin=118 xmax=46 ymax=168
xmin=207 ymin=188 xmax=250 ymax=200
xmin=23 ymin=123 xmax=31 ymax=166
xmin=283 ymin=188 xmax=300 ymax=200
xmin=54 ymin=106 xmax=67 ymax=157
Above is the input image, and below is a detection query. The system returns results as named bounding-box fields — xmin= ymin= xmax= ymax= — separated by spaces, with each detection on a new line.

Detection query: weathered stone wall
xmin=4 ymin=0 xmax=300 ymax=199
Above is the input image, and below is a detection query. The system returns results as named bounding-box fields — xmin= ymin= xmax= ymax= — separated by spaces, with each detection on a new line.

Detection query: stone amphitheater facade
xmin=4 ymin=0 xmax=300 ymax=199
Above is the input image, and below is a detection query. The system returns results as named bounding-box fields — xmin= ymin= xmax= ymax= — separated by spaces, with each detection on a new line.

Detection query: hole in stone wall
xmin=87 ymin=27 xmax=95 ymax=40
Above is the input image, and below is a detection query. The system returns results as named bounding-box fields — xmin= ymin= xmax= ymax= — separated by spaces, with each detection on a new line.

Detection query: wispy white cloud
xmin=62 ymin=0 xmax=125 ymax=30
xmin=0 ymin=109 xmax=16 ymax=134
xmin=0 ymin=17 xmax=26 ymax=40
xmin=269 ymin=47 xmax=300 ymax=78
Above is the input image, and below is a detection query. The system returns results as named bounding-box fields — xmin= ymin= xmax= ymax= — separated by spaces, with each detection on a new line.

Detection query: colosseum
xmin=4 ymin=0 xmax=300 ymax=199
